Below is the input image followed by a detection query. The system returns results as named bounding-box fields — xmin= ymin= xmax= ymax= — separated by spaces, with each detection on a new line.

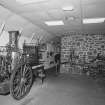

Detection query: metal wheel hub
xmin=20 ymin=78 xmax=26 ymax=84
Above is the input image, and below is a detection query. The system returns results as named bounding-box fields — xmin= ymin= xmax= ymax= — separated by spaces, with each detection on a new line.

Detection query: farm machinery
xmin=0 ymin=31 xmax=45 ymax=100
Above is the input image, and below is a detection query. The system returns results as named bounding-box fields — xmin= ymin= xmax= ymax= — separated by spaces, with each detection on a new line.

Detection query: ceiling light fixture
xmin=83 ymin=18 xmax=105 ymax=24
xmin=62 ymin=6 xmax=74 ymax=11
xmin=45 ymin=20 xmax=64 ymax=26
xmin=16 ymin=0 xmax=47 ymax=4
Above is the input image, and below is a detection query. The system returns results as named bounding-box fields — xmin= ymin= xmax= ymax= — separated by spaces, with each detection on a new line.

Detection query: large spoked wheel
xmin=10 ymin=63 xmax=33 ymax=100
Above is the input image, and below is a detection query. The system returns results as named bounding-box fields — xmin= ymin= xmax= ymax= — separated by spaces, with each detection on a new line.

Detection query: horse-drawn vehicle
xmin=0 ymin=31 xmax=45 ymax=100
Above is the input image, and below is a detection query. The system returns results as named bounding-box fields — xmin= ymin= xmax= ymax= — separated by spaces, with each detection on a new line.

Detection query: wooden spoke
xmin=14 ymin=86 xmax=20 ymax=98
xmin=23 ymin=64 xmax=27 ymax=77
xmin=20 ymin=65 xmax=23 ymax=77
xmin=21 ymin=83 xmax=25 ymax=96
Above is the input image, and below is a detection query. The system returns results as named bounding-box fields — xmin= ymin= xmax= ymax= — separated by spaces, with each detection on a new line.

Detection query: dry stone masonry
xmin=60 ymin=34 xmax=105 ymax=74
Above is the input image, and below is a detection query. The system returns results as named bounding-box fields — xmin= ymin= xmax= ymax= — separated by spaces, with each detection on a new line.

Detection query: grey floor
xmin=0 ymin=73 xmax=105 ymax=105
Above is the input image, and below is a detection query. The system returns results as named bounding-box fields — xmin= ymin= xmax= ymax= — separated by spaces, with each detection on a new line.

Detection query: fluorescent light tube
xmin=83 ymin=18 xmax=105 ymax=24
xmin=62 ymin=6 xmax=74 ymax=11
xmin=16 ymin=0 xmax=46 ymax=4
xmin=45 ymin=20 xmax=64 ymax=26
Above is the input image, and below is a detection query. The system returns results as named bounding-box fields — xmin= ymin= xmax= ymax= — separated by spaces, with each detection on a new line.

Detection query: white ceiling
xmin=0 ymin=0 xmax=105 ymax=43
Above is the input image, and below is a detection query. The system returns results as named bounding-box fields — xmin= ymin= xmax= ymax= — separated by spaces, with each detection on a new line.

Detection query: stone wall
xmin=60 ymin=34 xmax=105 ymax=74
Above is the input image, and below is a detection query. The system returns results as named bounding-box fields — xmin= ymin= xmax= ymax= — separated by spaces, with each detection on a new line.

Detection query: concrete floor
xmin=0 ymin=73 xmax=105 ymax=105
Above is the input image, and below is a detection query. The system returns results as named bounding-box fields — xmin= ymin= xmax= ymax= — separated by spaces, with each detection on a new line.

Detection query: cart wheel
xmin=10 ymin=64 xmax=33 ymax=100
